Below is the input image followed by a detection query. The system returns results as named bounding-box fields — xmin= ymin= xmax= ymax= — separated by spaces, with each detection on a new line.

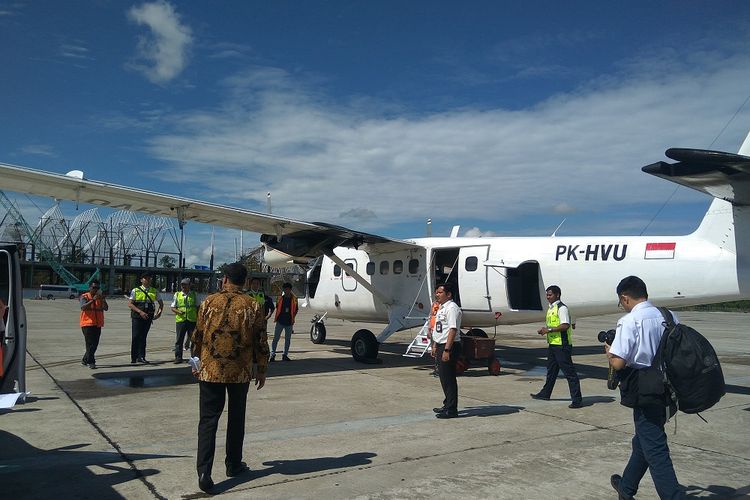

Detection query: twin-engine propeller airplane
xmin=2 ymin=133 xmax=750 ymax=371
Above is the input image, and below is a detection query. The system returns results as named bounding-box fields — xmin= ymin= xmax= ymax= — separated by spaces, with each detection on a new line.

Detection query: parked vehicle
xmin=39 ymin=284 xmax=79 ymax=300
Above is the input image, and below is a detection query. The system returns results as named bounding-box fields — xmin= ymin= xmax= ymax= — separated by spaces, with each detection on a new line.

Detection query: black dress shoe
xmin=433 ymin=407 xmax=446 ymax=413
xmin=530 ymin=393 xmax=550 ymax=401
xmin=226 ymin=461 xmax=249 ymax=477
xmin=610 ymin=474 xmax=633 ymax=500
xmin=435 ymin=410 xmax=458 ymax=419
xmin=568 ymin=401 xmax=583 ymax=409
xmin=282 ymin=354 xmax=291 ymax=361
xmin=198 ymin=472 xmax=214 ymax=493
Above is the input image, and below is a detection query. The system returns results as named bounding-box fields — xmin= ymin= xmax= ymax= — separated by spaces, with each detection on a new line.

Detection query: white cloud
xmin=463 ymin=227 xmax=497 ymax=238
xmin=139 ymin=38 xmax=750 ymax=240
xmin=59 ymin=42 xmax=92 ymax=61
xmin=127 ymin=1 xmax=192 ymax=84
xmin=21 ymin=144 xmax=57 ymax=157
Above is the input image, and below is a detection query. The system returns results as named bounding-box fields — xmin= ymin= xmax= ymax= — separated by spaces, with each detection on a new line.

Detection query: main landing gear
xmin=351 ymin=329 xmax=381 ymax=364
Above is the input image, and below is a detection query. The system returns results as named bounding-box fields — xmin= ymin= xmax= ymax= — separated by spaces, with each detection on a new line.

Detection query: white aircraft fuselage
xmin=303 ymin=197 xmax=748 ymax=344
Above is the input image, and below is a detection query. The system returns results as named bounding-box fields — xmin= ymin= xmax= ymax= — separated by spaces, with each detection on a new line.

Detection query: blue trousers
xmin=539 ymin=344 xmax=582 ymax=403
xmin=272 ymin=323 xmax=293 ymax=355
xmin=620 ymin=405 xmax=684 ymax=499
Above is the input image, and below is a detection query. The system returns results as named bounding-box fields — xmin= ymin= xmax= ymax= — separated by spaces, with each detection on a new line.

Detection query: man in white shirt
xmin=606 ymin=276 xmax=684 ymax=500
xmin=430 ymin=282 xmax=462 ymax=419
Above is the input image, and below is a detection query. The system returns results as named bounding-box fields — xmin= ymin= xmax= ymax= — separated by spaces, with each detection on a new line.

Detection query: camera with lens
xmin=598 ymin=328 xmax=619 ymax=390
xmin=597 ymin=329 xmax=616 ymax=345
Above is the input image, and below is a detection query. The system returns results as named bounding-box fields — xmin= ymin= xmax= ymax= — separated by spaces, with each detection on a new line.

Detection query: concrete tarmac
xmin=1 ymin=298 xmax=749 ymax=499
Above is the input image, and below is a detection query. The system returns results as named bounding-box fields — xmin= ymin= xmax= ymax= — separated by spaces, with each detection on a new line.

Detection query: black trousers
xmin=197 ymin=381 xmax=250 ymax=477
xmin=81 ymin=326 xmax=101 ymax=365
xmin=175 ymin=321 xmax=196 ymax=359
xmin=436 ymin=342 xmax=460 ymax=412
xmin=131 ymin=317 xmax=152 ymax=362
xmin=540 ymin=344 xmax=582 ymax=403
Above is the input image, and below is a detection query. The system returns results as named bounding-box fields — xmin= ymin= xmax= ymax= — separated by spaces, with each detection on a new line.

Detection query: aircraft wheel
xmin=465 ymin=328 xmax=488 ymax=338
xmin=456 ymin=356 xmax=468 ymax=375
xmin=310 ymin=322 xmax=327 ymax=344
xmin=488 ymin=357 xmax=501 ymax=376
xmin=351 ymin=329 xmax=379 ymax=362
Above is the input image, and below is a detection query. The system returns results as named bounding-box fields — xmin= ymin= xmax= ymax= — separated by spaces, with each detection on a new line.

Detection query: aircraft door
xmin=458 ymin=245 xmax=491 ymax=311
xmin=1 ymin=244 xmax=27 ymax=396
xmin=342 ymin=258 xmax=357 ymax=292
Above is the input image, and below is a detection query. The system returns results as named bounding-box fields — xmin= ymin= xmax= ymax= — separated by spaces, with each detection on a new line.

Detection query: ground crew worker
xmin=431 ymin=282 xmax=462 ymax=419
xmin=531 ymin=285 xmax=583 ymax=408
xmin=128 ymin=272 xmax=163 ymax=364
xmin=80 ymin=279 xmax=108 ymax=369
xmin=247 ymin=277 xmax=274 ymax=328
xmin=271 ymin=282 xmax=297 ymax=362
xmin=171 ymin=277 xmax=199 ymax=363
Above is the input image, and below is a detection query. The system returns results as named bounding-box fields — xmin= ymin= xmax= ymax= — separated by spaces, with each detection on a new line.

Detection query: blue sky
xmin=3 ymin=1 xmax=750 ymax=266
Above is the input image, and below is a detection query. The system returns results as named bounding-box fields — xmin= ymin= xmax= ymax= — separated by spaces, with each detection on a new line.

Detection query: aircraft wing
xmin=0 ymin=162 xmax=418 ymax=260
xmin=642 ymin=148 xmax=750 ymax=205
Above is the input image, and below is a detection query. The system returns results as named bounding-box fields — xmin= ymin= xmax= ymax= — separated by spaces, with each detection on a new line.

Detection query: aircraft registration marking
xmin=555 ymin=244 xmax=628 ymax=261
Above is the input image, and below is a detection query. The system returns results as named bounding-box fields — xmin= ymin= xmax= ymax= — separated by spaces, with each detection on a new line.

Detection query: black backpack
xmin=657 ymin=308 xmax=726 ymax=414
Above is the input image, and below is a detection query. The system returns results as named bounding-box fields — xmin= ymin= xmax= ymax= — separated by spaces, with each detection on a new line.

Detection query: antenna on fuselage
xmin=426 ymin=218 xmax=432 ymax=237
xmin=551 ymin=219 xmax=566 ymax=237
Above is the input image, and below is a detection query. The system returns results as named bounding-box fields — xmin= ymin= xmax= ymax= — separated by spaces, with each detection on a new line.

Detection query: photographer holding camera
xmin=606 ymin=276 xmax=684 ymax=500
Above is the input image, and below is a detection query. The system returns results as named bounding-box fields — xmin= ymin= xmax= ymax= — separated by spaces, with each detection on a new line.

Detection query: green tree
xmin=160 ymin=255 xmax=176 ymax=268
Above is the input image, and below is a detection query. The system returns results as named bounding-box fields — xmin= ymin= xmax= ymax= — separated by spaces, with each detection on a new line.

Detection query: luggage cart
xmin=456 ymin=314 xmax=502 ymax=375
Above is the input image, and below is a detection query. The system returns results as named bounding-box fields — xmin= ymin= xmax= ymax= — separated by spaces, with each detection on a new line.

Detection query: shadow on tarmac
xmin=684 ymin=482 xmax=750 ymax=498
xmin=183 ymin=452 xmax=378 ymax=497
xmin=0 ymin=430 xmax=177 ymax=499
xmin=459 ymin=404 xmax=522 ymax=417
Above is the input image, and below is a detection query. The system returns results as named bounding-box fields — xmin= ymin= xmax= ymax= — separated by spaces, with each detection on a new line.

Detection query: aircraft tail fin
xmin=641 ymin=132 xmax=750 ymax=252
xmin=641 ymin=144 xmax=750 ymax=206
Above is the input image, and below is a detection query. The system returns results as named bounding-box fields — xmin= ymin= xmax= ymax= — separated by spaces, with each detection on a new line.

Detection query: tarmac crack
xmin=25 ymin=348 xmax=168 ymax=500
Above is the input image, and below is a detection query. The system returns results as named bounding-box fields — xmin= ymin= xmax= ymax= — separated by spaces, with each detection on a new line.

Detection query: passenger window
xmin=408 ymin=259 xmax=419 ymax=274
xmin=366 ymin=262 xmax=375 ymax=275
xmin=465 ymin=256 xmax=478 ymax=272
xmin=393 ymin=260 xmax=403 ymax=274
xmin=380 ymin=261 xmax=389 ymax=275
xmin=333 ymin=265 xmax=342 ymax=277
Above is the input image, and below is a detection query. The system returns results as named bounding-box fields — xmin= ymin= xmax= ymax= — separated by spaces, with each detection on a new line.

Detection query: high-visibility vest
xmin=247 ymin=290 xmax=266 ymax=307
xmin=274 ymin=293 xmax=298 ymax=324
xmin=132 ymin=286 xmax=158 ymax=314
xmin=428 ymin=301 xmax=440 ymax=332
xmin=174 ymin=291 xmax=198 ymax=323
xmin=80 ymin=292 xmax=105 ymax=327
xmin=546 ymin=302 xmax=572 ymax=346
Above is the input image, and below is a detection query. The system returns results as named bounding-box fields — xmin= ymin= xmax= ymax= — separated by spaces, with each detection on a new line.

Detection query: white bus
xmin=39 ymin=284 xmax=79 ymax=300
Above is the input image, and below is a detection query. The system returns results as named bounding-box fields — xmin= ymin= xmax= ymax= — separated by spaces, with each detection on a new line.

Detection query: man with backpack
xmin=605 ymin=276 xmax=684 ymax=500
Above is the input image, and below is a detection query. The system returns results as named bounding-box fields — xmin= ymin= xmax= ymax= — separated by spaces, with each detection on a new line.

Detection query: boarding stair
xmin=403 ymin=320 xmax=432 ymax=358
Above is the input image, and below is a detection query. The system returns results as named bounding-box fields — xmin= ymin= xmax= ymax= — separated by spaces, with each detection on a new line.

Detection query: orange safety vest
xmin=80 ymin=292 xmax=105 ymax=327
xmin=274 ymin=293 xmax=298 ymax=324
xmin=428 ymin=301 xmax=440 ymax=333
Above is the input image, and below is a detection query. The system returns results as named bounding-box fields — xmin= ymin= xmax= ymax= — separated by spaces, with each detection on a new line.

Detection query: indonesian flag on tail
xmin=644 ymin=242 xmax=676 ymax=259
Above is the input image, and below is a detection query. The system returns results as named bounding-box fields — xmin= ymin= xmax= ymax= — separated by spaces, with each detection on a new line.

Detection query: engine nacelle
xmin=262 ymin=246 xmax=311 ymax=268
